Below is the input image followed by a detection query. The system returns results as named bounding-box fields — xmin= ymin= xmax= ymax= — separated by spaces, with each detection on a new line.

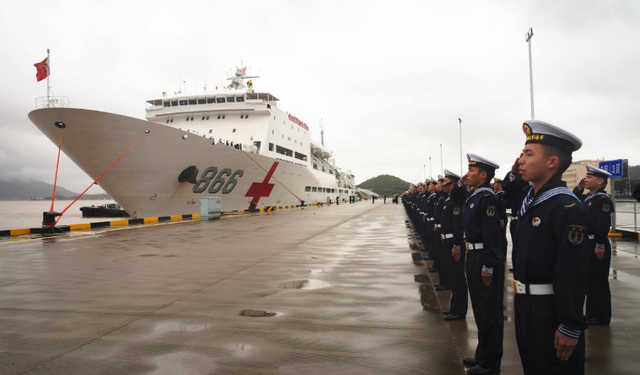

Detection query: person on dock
xmin=460 ymin=153 xmax=504 ymax=375
xmin=503 ymin=120 xmax=589 ymax=375
xmin=573 ymin=165 xmax=614 ymax=326
xmin=440 ymin=169 xmax=468 ymax=320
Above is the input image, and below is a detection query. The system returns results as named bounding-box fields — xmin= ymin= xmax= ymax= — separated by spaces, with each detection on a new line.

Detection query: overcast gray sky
xmin=1 ymin=0 xmax=639 ymax=192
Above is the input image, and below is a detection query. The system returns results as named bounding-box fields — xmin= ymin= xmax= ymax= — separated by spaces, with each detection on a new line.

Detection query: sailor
xmin=503 ymin=120 xmax=589 ymax=374
xmin=493 ymin=178 xmax=508 ymax=259
xmin=440 ymin=169 xmax=468 ymax=320
xmin=573 ymin=165 xmax=614 ymax=326
xmin=336 ymin=196 xmax=340 ymax=205
xmin=460 ymin=153 xmax=504 ymax=375
xmin=433 ymin=175 xmax=451 ymax=290
xmin=425 ymin=180 xmax=438 ymax=264
xmin=633 ymin=182 xmax=640 ymax=203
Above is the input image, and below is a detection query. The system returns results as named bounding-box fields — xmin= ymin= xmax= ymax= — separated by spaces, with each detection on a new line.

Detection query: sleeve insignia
xmin=486 ymin=206 xmax=496 ymax=217
xmin=453 ymin=207 xmax=461 ymax=216
xmin=603 ymin=204 xmax=611 ymax=213
xmin=568 ymin=224 xmax=585 ymax=245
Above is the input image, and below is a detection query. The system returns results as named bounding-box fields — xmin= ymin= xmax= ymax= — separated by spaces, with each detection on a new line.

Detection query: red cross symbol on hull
xmin=245 ymin=162 xmax=279 ymax=210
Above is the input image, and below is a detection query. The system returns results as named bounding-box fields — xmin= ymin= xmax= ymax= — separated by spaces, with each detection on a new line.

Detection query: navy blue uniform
xmin=505 ymin=173 xmax=589 ymax=375
xmin=462 ymin=184 xmax=504 ymax=370
xmin=574 ymin=186 xmax=614 ymax=325
xmin=433 ymin=192 xmax=450 ymax=288
xmin=441 ymin=183 xmax=467 ymax=315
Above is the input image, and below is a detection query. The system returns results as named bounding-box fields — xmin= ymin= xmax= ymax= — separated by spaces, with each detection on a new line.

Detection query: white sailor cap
xmin=467 ymin=153 xmax=499 ymax=172
xmin=586 ymin=165 xmax=612 ymax=179
xmin=494 ymin=178 xmax=503 ymax=184
xmin=437 ymin=174 xmax=445 ymax=182
xmin=444 ymin=169 xmax=460 ymax=181
xmin=522 ymin=120 xmax=582 ymax=152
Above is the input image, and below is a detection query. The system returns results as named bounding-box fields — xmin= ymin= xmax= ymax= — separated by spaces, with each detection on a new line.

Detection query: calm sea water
xmin=0 ymin=200 xmax=125 ymax=229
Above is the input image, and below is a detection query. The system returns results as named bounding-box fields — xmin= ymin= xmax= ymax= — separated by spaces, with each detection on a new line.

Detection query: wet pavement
xmin=0 ymin=202 xmax=638 ymax=374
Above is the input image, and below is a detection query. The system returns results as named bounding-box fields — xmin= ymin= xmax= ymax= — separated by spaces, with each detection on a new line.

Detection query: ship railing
xmin=35 ymin=96 xmax=73 ymax=109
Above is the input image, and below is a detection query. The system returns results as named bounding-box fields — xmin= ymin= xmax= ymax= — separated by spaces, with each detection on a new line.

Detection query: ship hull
xmin=29 ymin=108 xmax=346 ymax=217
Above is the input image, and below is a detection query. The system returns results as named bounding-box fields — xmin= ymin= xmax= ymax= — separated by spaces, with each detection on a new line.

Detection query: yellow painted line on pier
xmin=193 ymin=213 xmax=202 ymax=219
xmin=144 ymin=217 xmax=159 ymax=224
xmin=10 ymin=228 xmax=31 ymax=236
xmin=110 ymin=220 xmax=129 ymax=227
xmin=170 ymin=215 xmax=183 ymax=221
xmin=69 ymin=223 xmax=91 ymax=231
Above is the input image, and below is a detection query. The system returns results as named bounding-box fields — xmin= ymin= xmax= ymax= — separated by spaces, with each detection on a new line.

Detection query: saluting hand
xmin=511 ymin=153 xmax=523 ymax=174
xmin=595 ymin=247 xmax=605 ymax=260
xmin=554 ymin=330 xmax=578 ymax=361
xmin=481 ymin=271 xmax=492 ymax=286
xmin=579 ymin=177 xmax=587 ymax=189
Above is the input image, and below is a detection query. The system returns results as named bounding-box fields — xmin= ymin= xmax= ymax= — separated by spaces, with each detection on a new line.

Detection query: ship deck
xmin=1 ymin=202 xmax=638 ymax=374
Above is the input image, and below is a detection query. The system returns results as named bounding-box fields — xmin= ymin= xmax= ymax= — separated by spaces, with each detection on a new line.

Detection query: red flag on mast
xmin=34 ymin=57 xmax=49 ymax=82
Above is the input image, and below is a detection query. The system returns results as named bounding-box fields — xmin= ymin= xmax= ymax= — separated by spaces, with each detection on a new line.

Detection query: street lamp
xmin=525 ymin=28 xmax=535 ymax=119
xmin=458 ymin=118 xmax=463 ymax=175
xmin=429 ymin=157 xmax=432 ymax=180
xmin=440 ymin=143 xmax=443 ymax=175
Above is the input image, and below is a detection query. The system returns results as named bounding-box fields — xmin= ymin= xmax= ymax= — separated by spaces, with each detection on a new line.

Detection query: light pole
xmin=429 ymin=157 xmax=432 ymax=180
xmin=440 ymin=143 xmax=443 ymax=175
xmin=423 ymin=164 xmax=426 ymax=182
xmin=458 ymin=118 xmax=463 ymax=175
xmin=525 ymin=28 xmax=535 ymax=119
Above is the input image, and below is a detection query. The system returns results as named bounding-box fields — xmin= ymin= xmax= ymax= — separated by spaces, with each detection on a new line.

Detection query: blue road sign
xmin=598 ymin=159 xmax=624 ymax=178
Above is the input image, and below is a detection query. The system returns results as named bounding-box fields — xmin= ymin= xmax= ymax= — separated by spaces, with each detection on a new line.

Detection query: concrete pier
xmin=0 ymin=203 xmax=638 ymax=374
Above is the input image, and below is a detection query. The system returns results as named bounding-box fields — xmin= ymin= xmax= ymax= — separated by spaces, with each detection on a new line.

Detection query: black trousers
xmin=466 ymin=251 xmax=504 ymax=369
xmin=586 ymin=240 xmax=612 ymax=324
xmin=515 ymin=294 xmax=585 ymax=375
xmin=444 ymin=238 xmax=467 ymax=315
xmin=435 ymin=228 xmax=450 ymax=287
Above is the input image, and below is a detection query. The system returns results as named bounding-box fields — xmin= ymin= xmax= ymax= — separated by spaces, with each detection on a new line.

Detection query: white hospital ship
xmin=29 ymin=67 xmax=374 ymax=217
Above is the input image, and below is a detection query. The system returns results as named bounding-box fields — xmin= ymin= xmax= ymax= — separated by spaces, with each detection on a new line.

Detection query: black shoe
xmin=428 ymin=268 xmax=439 ymax=273
xmin=467 ymin=365 xmax=500 ymax=374
xmin=462 ymin=358 xmax=478 ymax=367
xmin=434 ymin=286 xmax=450 ymax=291
xmin=508 ymin=268 xmax=514 ymax=272
xmin=444 ymin=313 xmax=466 ymax=321
xmin=425 ymin=256 xmax=434 ymax=260
xmin=588 ymin=318 xmax=608 ymax=326
xmin=442 ymin=311 xmax=450 ymax=315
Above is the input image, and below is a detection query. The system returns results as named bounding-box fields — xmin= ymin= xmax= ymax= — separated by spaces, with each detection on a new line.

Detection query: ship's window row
xmin=304 ymin=186 xmax=337 ymax=194
xmin=163 ymin=96 xmax=245 ymax=107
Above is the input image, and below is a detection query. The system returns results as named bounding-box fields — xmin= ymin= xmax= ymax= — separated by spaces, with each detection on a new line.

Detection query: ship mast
xmin=320 ymin=118 xmax=325 ymax=146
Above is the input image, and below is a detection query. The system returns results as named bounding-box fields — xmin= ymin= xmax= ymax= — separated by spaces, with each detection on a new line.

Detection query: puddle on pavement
xmin=277 ymin=279 xmax=329 ymax=289
xmin=226 ymin=343 xmax=254 ymax=357
xmin=153 ymin=321 xmax=211 ymax=334
xmin=240 ymin=309 xmax=277 ymax=317
xmin=612 ymin=269 xmax=640 ymax=286
xmin=146 ymin=352 xmax=216 ymax=374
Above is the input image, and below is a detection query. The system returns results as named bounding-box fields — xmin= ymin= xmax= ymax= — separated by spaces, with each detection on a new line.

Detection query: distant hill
xmin=0 ymin=179 xmax=111 ymax=200
xmin=357 ymin=174 xmax=411 ymax=196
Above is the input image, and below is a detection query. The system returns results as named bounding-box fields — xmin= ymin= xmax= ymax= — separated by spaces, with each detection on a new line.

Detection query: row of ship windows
xmin=267 ymin=143 xmax=308 ymax=161
xmin=304 ymin=187 xmax=354 ymax=194
xmin=166 ymin=115 xmax=251 ymax=124
xmin=163 ymin=96 xmax=245 ymax=107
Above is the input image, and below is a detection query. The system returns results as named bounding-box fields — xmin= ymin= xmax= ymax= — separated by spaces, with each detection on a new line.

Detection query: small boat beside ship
xmin=80 ymin=203 xmax=129 ymax=218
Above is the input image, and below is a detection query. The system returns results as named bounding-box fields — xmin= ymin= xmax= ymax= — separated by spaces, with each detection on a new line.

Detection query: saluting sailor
xmin=503 ymin=120 xmax=589 ymax=375
xmin=461 ymin=153 xmax=504 ymax=375
xmin=573 ymin=165 xmax=615 ymax=326
xmin=440 ymin=169 xmax=468 ymax=320
xmin=493 ymin=178 xmax=508 ymax=259
xmin=434 ymin=175 xmax=451 ymax=290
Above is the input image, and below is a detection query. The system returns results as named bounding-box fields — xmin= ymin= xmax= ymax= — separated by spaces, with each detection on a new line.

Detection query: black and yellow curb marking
xmin=0 ymin=202 xmax=330 ymax=238
xmin=609 ymin=229 xmax=640 ymax=241
xmin=0 ymin=213 xmax=202 ymax=237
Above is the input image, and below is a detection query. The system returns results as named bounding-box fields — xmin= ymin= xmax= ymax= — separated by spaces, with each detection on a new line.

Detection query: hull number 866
xmin=192 ymin=167 xmax=244 ymax=194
